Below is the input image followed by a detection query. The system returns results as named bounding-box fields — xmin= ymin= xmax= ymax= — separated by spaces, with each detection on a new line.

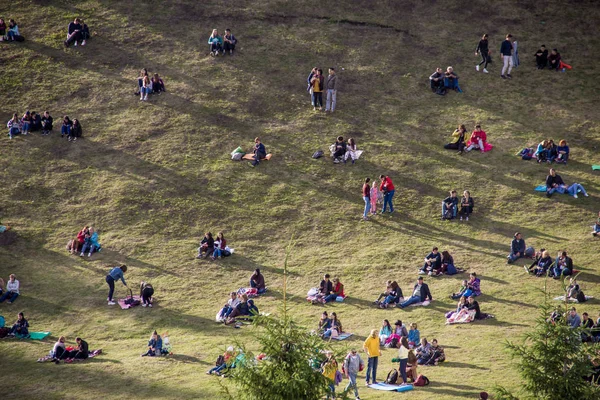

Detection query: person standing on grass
xmin=310 ymin=68 xmax=324 ymax=111
xmin=307 ymin=67 xmax=317 ymax=106
xmin=324 ymin=67 xmax=338 ymax=113
xmin=475 ymin=33 xmax=490 ymax=73
xmin=363 ymin=329 xmax=381 ymax=385
xmin=500 ymin=33 xmax=514 ymax=79
xmin=344 ymin=349 xmax=364 ymax=400
xmin=362 ymin=178 xmax=371 ymax=221
xmin=106 ymin=265 xmax=128 ymax=306
xmin=379 ymin=175 xmax=395 ymax=214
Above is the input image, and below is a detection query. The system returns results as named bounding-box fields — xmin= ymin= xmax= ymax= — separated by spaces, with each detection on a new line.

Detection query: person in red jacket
xmin=379 ymin=175 xmax=395 ymax=214
xmin=465 ymin=125 xmax=487 ymax=153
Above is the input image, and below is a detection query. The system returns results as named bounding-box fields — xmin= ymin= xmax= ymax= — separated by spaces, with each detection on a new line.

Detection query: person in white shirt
xmin=0 ymin=274 xmax=20 ymax=303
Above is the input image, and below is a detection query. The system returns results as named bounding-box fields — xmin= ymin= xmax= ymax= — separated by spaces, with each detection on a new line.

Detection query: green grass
xmin=1 ymin=1 xmax=600 ymax=399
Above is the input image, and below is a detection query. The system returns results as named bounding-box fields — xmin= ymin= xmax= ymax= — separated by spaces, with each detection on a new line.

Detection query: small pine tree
xmin=496 ymin=279 xmax=600 ymax=400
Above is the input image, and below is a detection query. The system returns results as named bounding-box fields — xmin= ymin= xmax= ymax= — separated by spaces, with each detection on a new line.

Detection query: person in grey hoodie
xmin=325 ymin=68 xmax=338 ymax=112
xmin=344 ymin=349 xmax=364 ymax=400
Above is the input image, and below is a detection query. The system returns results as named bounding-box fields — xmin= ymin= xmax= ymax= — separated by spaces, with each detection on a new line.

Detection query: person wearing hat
xmin=399 ymin=276 xmax=432 ymax=309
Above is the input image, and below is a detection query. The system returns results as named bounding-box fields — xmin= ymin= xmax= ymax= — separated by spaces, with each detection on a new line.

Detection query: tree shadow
xmin=482 ymin=294 xmax=537 ymax=309
xmin=166 ymin=354 xmax=208 ymax=365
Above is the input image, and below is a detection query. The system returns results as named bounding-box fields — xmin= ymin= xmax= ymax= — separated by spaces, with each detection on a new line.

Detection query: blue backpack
xmin=0 ymin=315 xmax=5 ymax=328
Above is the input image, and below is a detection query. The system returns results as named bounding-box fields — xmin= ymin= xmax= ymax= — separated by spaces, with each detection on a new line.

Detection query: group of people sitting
xmin=441 ymin=190 xmax=475 ymax=221
xmin=66 ymin=226 xmax=101 ymax=257
xmin=429 ymin=66 xmax=461 ymax=93
xmin=545 ymin=168 xmax=588 ymax=198
xmin=443 ymin=124 xmax=492 ymax=154
xmin=0 ymin=274 xmax=20 ymax=304
xmin=372 ymin=276 xmax=433 ymax=308
xmin=520 ymin=139 xmax=569 ymax=164
xmin=330 ymin=136 xmax=361 ymax=164
xmin=534 ymin=45 xmax=568 ymax=71
xmin=0 ymin=18 xmax=21 ymax=41
xmin=137 ymin=68 xmax=166 ymax=101
xmin=141 ymin=330 xmax=169 ymax=356
xmin=525 ymin=248 xmax=574 ymax=279
xmin=208 ymin=28 xmax=237 ymax=56
xmin=445 ymin=295 xmax=490 ymax=324
xmin=550 ymin=307 xmax=600 ymax=342
xmin=309 ymin=274 xmax=345 ymax=304
xmin=64 ymin=18 xmax=90 ymax=47
xmin=196 ymin=231 xmax=232 ymax=260
xmin=378 ymin=319 xmax=422 ymax=349
xmin=6 ymin=111 xmax=82 ymax=141
xmin=418 ymin=247 xmax=458 ymax=276
xmin=317 ymin=311 xmax=343 ymax=339
xmin=49 ymin=336 xmax=90 ymax=362
xmin=450 ymin=273 xmax=482 ymax=299
xmin=215 ymin=269 xmax=265 ymax=326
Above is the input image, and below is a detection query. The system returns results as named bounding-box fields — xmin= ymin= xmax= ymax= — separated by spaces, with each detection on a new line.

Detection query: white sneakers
xmin=483 ymin=68 xmax=489 ymax=73
xmin=476 ymin=65 xmax=479 ymax=71
xmin=82 ymin=40 xmax=86 ymax=46
xmin=108 ymin=301 xmax=116 ymax=305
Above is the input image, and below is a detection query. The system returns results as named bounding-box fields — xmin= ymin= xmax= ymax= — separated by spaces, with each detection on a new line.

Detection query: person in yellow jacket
xmin=444 ymin=124 xmax=467 ymax=153
xmin=363 ymin=329 xmax=382 ymax=385
xmin=321 ymin=351 xmax=338 ymax=399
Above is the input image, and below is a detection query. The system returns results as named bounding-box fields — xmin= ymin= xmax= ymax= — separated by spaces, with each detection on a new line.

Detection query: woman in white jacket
xmin=0 ymin=274 xmax=20 ymax=303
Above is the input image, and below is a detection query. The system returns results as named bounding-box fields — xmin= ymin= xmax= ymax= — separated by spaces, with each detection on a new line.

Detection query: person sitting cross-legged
xmin=7 ymin=312 xmax=29 ymax=338
xmin=442 ymin=190 xmax=459 ymax=220
xmin=551 ymin=251 xmax=573 ymax=279
xmin=443 ymin=66 xmax=460 ymax=91
xmin=399 ymin=276 xmax=432 ymax=309
xmin=419 ymin=247 xmax=441 ymax=275
xmin=429 ymin=67 xmax=444 ymax=92
xmin=248 ymin=137 xmax=267 ymax=168
xmin=507 ymin=232 xmax=526 ymax=264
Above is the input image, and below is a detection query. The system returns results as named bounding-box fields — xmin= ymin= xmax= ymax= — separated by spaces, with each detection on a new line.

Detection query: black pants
xmin=106 ymin=275 xmax=115 ymax=301
xmin=549 ymin=61 xmax=560 ymax=70
xmin=252 ymin=151 xmax=266 ymax=166
xmin=430 ymin=80 xmax=443 ymax=90
xmin=333 ymin=149 xmax=345 ymax=159
xmin=478 ymin=52 xmax=488 ymax=68
xmin=536 ymin=56 xmax=547 ymax=68
xmin=312 ymin=91 xmax=323 ymax=107
xmin=65 ymin=31 xmax=82 ymax=46
xmin=224 ymin=42 xmax=235 ymax=52
xmin=444 ymin=142 xmax=464 ymax=151
xmin=210 ymin=43 xmax=222 ymax=53
xmin=142 ymin=288 xmax=154 ymax=305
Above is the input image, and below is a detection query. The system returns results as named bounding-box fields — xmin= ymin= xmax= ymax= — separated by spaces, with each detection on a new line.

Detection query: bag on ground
xmin=414 ymin=374 xmax=430 ymax=386
xmin=312 ymin=150 xmax=324 ymax=159
xmin=576 ymin=290 xmax=587 ymax=303
xmin=385 ymin=369 xmax=399 ymax=384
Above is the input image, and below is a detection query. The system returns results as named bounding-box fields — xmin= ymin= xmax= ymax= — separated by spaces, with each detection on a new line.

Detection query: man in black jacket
xmin=546 ymin=168 xmax=564 ymax=197
xmin=507 ymin=232 xmax=526 ymax=264
xmin=534 ymin=45 xmax=548 ymax=69
xmin=442 ymin=190 xmax=458 ymax=220
xmin=399 ymin=277 xmax=432 ymax=308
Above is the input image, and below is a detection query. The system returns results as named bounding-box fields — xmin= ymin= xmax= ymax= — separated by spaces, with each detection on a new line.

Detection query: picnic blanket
xmin=29 ymin=332 xmax=51 ymax=340
xmin=446 ymin=309 xmax=495 ymax=325
xmin=554 ymin=295 xmax=594 ymax=303
xmin=331 ymin=332 xmax=353 ymax=341
xmin=237 ymin=287 xmax=267 ymax=298
xmin=242 ymin=153 xmax=272 ymax=161
xmin=535 ymin=185 xmax=547 ymax=192
xmin=37 ymin=349 xmax=102 ymax=363
xmin=368 ymin=383 xmax=414 ymax=392
xmin=118 ymin=295 xmax=141 ymax=309
xmin=592 ymin=165 xmax=600 ymax=171
xmin=408 ymin=300 xmax=431 ymax=307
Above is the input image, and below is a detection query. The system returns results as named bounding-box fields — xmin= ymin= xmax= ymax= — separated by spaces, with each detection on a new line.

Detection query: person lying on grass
xmin=249 ymin=269 xmax=266 ymax=294
xmin=196 ymin=232 xmax=214 ymax=259
xmin=141 ymin=330 xmax=163 ymax=357
xmin=377 ymin=280 xmax=402 ymax=308
xmin=0 ymin=274 xmax=20 ymax=304
xmin=322 ymin=312 xmax=343 ymax=339
xmin=7 ymin=312 xmax=29 ymax=338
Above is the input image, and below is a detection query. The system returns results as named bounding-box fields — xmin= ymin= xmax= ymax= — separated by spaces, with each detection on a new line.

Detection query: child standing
xmin=370 ymin=181 xmax=379 ymax=215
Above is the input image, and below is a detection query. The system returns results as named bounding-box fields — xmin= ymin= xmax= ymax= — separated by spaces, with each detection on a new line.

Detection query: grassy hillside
xmin=1 ymin=0 xmax=599 ymax=399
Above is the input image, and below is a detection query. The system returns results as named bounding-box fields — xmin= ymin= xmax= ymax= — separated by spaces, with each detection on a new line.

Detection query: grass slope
xmin=1 ymin=0 xmax=600 ymax=399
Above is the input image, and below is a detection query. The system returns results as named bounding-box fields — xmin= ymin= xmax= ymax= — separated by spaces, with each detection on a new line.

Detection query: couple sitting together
xmin=50 ymin=336 xmax=89 ymax=362
xmin=429 ymin=66 xmax=461 ymax=93
xmin=64 ymin=18 xmax=90 ymax=47
xmin=374 ymin=277 xmax=433 ymax=309
xmin=442 ymin=190 xmax=475 ymax=221
xmin=446 ymin=295 xmax=491 ymax=324
xmin=418 ymin=247 xmax=457 ymax=276
xmin=66 ymin=226 xmax=101 ymax=257
xmin=216 ymin=292 xmax=259 ymax=326
xmin=545 ymin=168 xmax=588 ymax=198
xmin=137 ymin=68 xmax=166 ymax=101
xmin=525 ymin=249 xmax=573 ymax=278
xmin=443 ymin=124 xmax=492 ymax=154
xmin=450 ymin=273 xmax=481 ymax=299
xmin=208 ymin=28 xmax=237 ymax=56
xmin=318 ymin=311 xmax=343 ymax=339
xmin=330 ymin=136 xmax=361 ymax=164
xmin=196 ymin=231 xmax=232 ymax=260
xmin=308 ymin=274 xmax=345 ymax=304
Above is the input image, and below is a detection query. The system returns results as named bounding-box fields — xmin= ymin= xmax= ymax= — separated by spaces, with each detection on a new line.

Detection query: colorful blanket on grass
xmin=118 ymin=295 xmax=141 ymax=309
xmin=554 ymin=295 xmax=594 ymax=303
xmin=368 ymin=382 xmax=414 ymax=392
xmin=331 ymin=332 xmax=353 ymax=341
xmin=446 ymin=309 xmax=495 ymax=324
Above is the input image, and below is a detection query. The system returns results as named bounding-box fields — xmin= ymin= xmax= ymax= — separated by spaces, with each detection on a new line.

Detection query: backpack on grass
xmin=385 ymin=369 xmax=399 ymax=384
xmin=413 ymin=374 xmax=430 ymax=386
xmin=576 ymin=290 xmax=587 ymax=303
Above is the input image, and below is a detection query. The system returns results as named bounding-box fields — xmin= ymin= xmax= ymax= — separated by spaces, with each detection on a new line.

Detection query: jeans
xmin=0 ymin=291 xmax=19 ymax=303
xmin=324 ymin=294 xmax=337 ymax=303
xmin=466 ymin=139 xmax=484 ymax=152
xmin=567 ymin=183 xmax=587 ymax=196
xmin=400 ymin=295 xmax=421 ymax=308
xmin=250 ymin=280 xmax=267 ymax=294
xmin=327 ymin=383 xmax=335 ymax=399
xmin=399 ymin=358 xmax=408 ymax=383
xmin=547 ymin=187 xmax=559 ymax=196
xmin=209 ymin=363 xmax=227 ymax=374
xmin=312 ymin=91 xmax=323 ymax=108
xmin=382 ymin=190 xmax=395 ymax=213
xmin=442 ymin=202 xmax=457 ymax=218
xmin=383 ymin=294 xmax=397 ymax=305
xmin=81 ymin=242 xmax=95 ymax=254
xmin=9 ymin=127 xmax=20 ymax=137
xmin=366 ymin=356 xmax=378 ymax=383
xmin=363 ymin=196 xmax=371 ymax=218
xmin=444 ymin=77 xmax=458 ymax=89
xmin=507 ymin=252 xmax=522 ymax=263
xmin=325 ymin=89 xmax=336 ymax=111
xmin=22 ymin=122 xmax=31 ymax=132
xmin=106 ymin=275 xmax=115 ymax=301
xmin=61 ymin=125 xmax=71 ymax=136
xmin=213 ymin=248 xmax=223 ymax=258
xmin=553 ymin=266 xmax=572 ymax=278
xmin=536 ymin=149 xmax=548 ymax=161
xmin=346 ymin=372 xmax=359 ymax=397
xmin=502 ymin=55 xmax=514 ymax=75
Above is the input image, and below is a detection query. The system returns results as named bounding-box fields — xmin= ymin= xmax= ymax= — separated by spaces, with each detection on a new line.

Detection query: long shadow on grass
xmin=442 ymin=361 xmax=490 ymax=371
xmin=481 ymin=294 xmax=537 ymax=309
xmin=228 ymin=254 xmax=300 ymax=277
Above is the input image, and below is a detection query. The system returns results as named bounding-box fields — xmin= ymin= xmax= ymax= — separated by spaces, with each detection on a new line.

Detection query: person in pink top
xmin=370 ymin=182 xmax=379 ymax=215
xmin=465 ymin=124 xmax=490 ymax=153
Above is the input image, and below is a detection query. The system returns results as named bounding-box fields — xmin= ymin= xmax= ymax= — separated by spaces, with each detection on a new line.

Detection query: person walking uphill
xmin=364 ymin=329 xmax=382 ymax=385
xmin=106 ymin=265 xmax=128 ymax=305
xmin=500 ymin=34 xmax=514 ymax=79
xmin=475 ymin=34 xmax=490 ymax=73
xmin=325 ymin=68 xmax=338 ymax=113
xmin=379 ymin=175 xmax=395 ymax=214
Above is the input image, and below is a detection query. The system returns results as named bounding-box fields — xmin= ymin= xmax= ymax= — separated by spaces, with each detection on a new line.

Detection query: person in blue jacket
xmin=80 ymin=227 xmax=101 ymax=257
xmin=442 ymin=190 xmax=459 ymax=220
xmin=106 ymin=265 xmax=128 ymax=305
xmin=507 ymin=232 xmax=526 ymax=264
xmin=208 ymin=29 xmax=223 ymax=56
xmin=141 ymin=330 xmax=163 ymax=356
xmin=249 ymin=137 xmax=266 ymax=167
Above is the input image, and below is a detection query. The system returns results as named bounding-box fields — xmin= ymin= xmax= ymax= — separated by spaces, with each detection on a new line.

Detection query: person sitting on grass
xmin=429 ymin=67 xmax=444 ymax=92
xmin=68 ymin=118 xmax=82 ymax=142
xmin=466 ymin=295 xmax=489 ymax=320
xmin=141 ymin=330 xmax=163 ymax=357
xmin=65 ymin=337 xmax=89 ymax=361
xmin=196 ymin=232 xmax=215 ymax=259
xmin=419 ymin=247 xmax=441 ymax=275
xmin=548 ymin=49 xmax=562 ymax=71
xmin=444 ymin=124 xmax=467 ymax=152
xmin=30 ymin=111 xmax=42 ymax=132
xmin=442 ymin=190 xmax=458 ymax=220
xmin=80 ymin=20 xmax=90 ymax=43
xmin=249 ymin=137 xmax=266 ymax=168
xmin=444 ymin=66 xmax=459 ymax=91
xmin=545 ymin=168 xmax=564 ymax=197
xmin=592 ymin=212 xmax=600 ymax=237
xmin=379 ymin=319 xmax=393 ymax=345
xmin=324 ymin=277 xmax=344 ymax=303
xmin=61 ymin=116 xmax=73 ymax=138
xmin=332 ymin=136 xmax=346 ymax=164
xmin=80 ymin=227 xmax=100 ymax=257
xmin=323 ymin=312 xmax=342 ymax=338
xmin=7 ymin=312 xmax=29 ymax=338
xmin=0 ymin=18 xmax=6 ymax=41
xmin=68 ymin=226 xmax=89 ymax=255
xmin=7 ymin=113 xmax=21 ymax=139
xmin=6 ymin=19 xmax=19 ymax=41
xmin=551 ymin=251 xmax=573 ymax=279
xmin=211 ymin=231 xmax=227 ymax=260
xmin=440 ymin=250 xmax=456 ymax=275
xmin=407 ymin=323 xmax=420 ymax=348
xmin=507 ymin=232 xmax=526 ymax=264
xmin=451 ymin=272 xmax=481 ymax=298
xmin=446 ymin=296 xmax=468 ymax=321
xmin=546 ymin=139 xmax=558 ymax=162
xmin=415 ymin=338 xmax=431 ymax=361
xmin=64 ymin=18 xmax=84 ymax=47
xmin=21 ymin=111 xmax=32 ymax=135
xmin=451 ymin=280 xmax=469 ymax=299
xmin=51 ymin=336 xmax=67 ymax=361
xmin=151 ymin=73 xmax=166 ymax=94
xmin=566 ymin=277 xmax=581 ymax=300
xmin=399 ymin=276 xmax=432 ymax=308
xmin=208 ymin=29 xmax=223 ymax=56
xmin=465 ymin=124 xmax=488 ymax=153
xmin=225 ymin=293 xmax=258 ymax=325
xmin=378 ymin=280 xmax=402 ymax=308
xmin=313 ymin=274 xmax=333 ymax=304
xmin=567 ymin=307 xmax=581 ymax=328
xmin=207 ymin=346 xmax=236 ymax=375
xmin=535 ymin=140 xmax=549 ymax=163
xmin=217 ymin=292 xmax=240 ymax=322
xmin=394 ymin=320 xmax=409 ymax=338
xmin=534 ymin=45 xmax=548 ymax=69
xmin=418 ymin=338 xmax=445 ymax=365
xmin=526 ymin=250 xmax=552 ymax=276
xmin=250 ymin=269 xmax=266 ymax=294
xmin=344 ymin=138 xmax=359 ymax=164
xmin=106 ymin=265 xmax=127 ymax=306
xmin=140 ymin=281 xmax=154 ymax=307
xmin=0 ymin=277 xmax=4 ymax=297
xmin=223 ymin=28 xmax=237 ymax=55
xmin=140 ymin=73 xmax=152 ymax=101
xmin=0 ymin=274 xmax=20 ymax=304
xmin=373 ymin=280 xmax=393 ymax=305
xmin=318 ymin=311 xmax=331 ymax=335
xmin=556 ymin=140 xmax=569 ymax=164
